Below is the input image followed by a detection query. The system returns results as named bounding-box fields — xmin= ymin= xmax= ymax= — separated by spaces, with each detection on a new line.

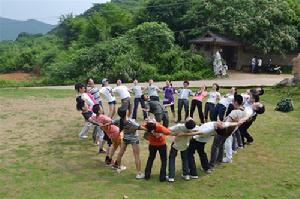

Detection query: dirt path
xmin=29 ymin=72 xmax=292 ymax=89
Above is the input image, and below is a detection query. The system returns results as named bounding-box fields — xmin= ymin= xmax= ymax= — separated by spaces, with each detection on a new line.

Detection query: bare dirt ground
xmin=0 ymin=72 xmax=33 ymax=81
xmin=30 ymin=71 xmax=293 ymax=89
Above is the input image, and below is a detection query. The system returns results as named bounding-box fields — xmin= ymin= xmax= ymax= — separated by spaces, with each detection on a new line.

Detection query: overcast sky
xmin=0 ymin=0 xmax=110 ymax=25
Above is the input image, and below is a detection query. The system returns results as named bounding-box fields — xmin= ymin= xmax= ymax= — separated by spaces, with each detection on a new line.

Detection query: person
xmin=91 ymin=104 xmax=121 ymax=166
xmin=251 ymin=57 xmax=256 ymax=73
xmin=86 ymin=77 xmax=105 ymax=146
xmin=75 ymin=83 xmax=96 ymax=139
xmin=141 ymin=94 xmax=169 ymax=127
xmin=213 ymin=49 xmax=223 ymax=75
xmin=212 ymin=87 xmax=237 ymax=121
xmin=204 ymin=83 xmax=221 ymax=122
xmin=142 ymin=119 xmax=170 ymax=181
xmin=168 ymin=118 xmax=197 ymax=182
xmin=190 ymin=85 xmax=208 ymax=124
xmin=210 ymin=95 xmax=247 ymax=166
xmin=86 ymin=77 xmax=102 ymax=106
xmin=112 ymin=79 xmax=132 ymax=117
xmin=188 ymin=121 xmax=243 ymax=178
xmin=176 ymin=80 xmax=193 ymax=123
xmin=99 ymin=78 xmax=116 ymax=118
xmin=147 ymin=79 xmax=161 ymax=101
xmin=112 ymin=108 xmax=147 ymax=179
xmin=162 ymin=80 xmax=176 ymax=122
xmin=130 ymin=79 xmax=147 ymax=121
xmin=257 ymin=58 xmax=262 ymax=73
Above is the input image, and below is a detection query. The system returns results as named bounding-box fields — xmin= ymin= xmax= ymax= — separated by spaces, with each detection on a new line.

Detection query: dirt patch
xmin=0 ymin=72 xmax=33 ymax=81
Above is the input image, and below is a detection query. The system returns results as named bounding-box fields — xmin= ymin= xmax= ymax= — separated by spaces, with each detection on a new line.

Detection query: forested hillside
xmin=0 ymin=0 xmax=299 ymax=85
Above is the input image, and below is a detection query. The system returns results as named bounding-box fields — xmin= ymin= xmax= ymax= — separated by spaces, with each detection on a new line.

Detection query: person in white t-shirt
xmin=204 ymin=83 xmax=221 ymax=122
xmin=113 ymin=79 xmax=132 ymax=117
xmin=100 ymin=78 xmax=116 ymax=118
xmin=129 ymin=79 xmax=147 ymax=120
xmin=147 ymin=79 xmax=161 ymax=101
xmin=176 ymin=80 xmax=193 ymax=123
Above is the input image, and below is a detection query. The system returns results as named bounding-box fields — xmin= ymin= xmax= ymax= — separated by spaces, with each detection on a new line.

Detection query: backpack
xmin=275 ymin=98 xmax=294 ymax=112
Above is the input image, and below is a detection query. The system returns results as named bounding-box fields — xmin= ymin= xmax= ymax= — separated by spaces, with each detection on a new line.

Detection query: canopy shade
xmin=189 ymin=32 xmax=242 ymax=47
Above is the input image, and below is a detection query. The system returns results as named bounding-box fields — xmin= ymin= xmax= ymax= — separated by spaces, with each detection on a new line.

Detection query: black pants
xmin=204 ymin=102 xmax=215 ymax=121
xmin=188 ymin=139 xmax=210 ymax=176
xmin=210 ymin=134 xmax=226 ymax=167
xmin=226 ymin=103 xmax=234 ymax=117
xmin=145 ymin=144 xmax=167 ymax=181
xmin=177 ymin=99 xmax=189 ymax=122
xmin=239 ymin=116 xmax=256 ymax=145
xmin=190 ymin=100 xmax=205 ymax=123
xmin=212 ymin=103 xmax=226 ymax=121
xmin=150 ymin=96 xmax=159 ymax=102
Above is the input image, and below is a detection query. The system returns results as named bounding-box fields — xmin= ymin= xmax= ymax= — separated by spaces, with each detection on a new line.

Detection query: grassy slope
xmin=0 ymin=87 xmax=299 ymax=199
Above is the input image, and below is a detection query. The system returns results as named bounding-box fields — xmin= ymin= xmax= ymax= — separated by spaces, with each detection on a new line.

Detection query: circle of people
xmin=75 ymin=78 xmax=265 ymax=182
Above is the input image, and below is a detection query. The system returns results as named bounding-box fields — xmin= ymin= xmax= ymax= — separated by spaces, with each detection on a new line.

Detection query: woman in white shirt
xmin=100 ymin=78 xmax=116 ymax=118
xmin=204 ymin=83 xmax=221 ymax=122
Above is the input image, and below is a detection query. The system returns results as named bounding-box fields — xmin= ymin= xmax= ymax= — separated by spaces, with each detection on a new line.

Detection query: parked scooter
xmin=265 ymin=64 xmax=282 ymax=74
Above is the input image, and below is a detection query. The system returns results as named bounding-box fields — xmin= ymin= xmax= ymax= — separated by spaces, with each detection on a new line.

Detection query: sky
xmin=0 ymin=0 xmax=110 ymax=25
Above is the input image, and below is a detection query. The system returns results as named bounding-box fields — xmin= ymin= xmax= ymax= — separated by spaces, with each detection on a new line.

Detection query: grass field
xmin=0 ymin=86 xmax=299 ymax=199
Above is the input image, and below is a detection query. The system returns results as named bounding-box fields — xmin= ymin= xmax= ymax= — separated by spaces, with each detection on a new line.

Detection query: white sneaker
xmin=168 ymin=178 xmax=175 ymax=182
xmin=233 ymin=150 xmax=237 ymax=154
xmin=222 ymin=158 xmax=232 ymax=163
xmin=181 ymin=174 xmax=190 ymax=181
xmin=116 ymin=165 xmax=127 ymax=173
xmin=136 ymin=172 xmax=145 ymax=179
xmin=190 ymin=175 xmax=199 ymax=179
xmin=80 ymin=135 xmax=88 ymax=139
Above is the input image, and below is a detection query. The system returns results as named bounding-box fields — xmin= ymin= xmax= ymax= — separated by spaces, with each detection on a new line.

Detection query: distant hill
xmin=0 ymin=17 xmax=56 ymax=41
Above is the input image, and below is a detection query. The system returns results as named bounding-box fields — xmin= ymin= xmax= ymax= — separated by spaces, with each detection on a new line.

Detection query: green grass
xmin=0 ymin=86 xmax=299 ymax=199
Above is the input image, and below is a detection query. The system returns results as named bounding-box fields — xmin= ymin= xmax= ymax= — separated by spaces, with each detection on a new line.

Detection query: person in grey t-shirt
xmin=129 ymin=79 xmax=147 ymax=120
xmin=176 ymin=80 xmax=193 ymax=123
xmin=142 ymin=94 xmax=169 ymax=127
xmin=147 ymin=79 xmax=161 ymax=101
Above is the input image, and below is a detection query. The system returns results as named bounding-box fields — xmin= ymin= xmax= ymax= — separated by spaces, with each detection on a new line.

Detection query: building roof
xmin=189 ymin=32 xmax=242 ymax=46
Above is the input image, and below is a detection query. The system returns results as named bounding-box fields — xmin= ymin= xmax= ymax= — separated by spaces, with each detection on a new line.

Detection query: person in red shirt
xmin=142 ymin=119 xmax=171 ymax=182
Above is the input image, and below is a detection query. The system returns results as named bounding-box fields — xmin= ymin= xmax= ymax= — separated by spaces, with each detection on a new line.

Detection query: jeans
xmin=79 ymin=122 xmax=92 ymax=137
xmin=145 ymin=144 xmax=167 ymax=181
xmin=239 ymin=120 xmax=255 ymax=146
xmin=212 ymin=103 xmax=226 ymax=121
xmin=132 ymin=97 xmax=147 ymax=120
xmin=188 ymin=139 xmax=210 ymax=176
xmin=204 ymin=102 xmax=215 ymax=121
xmin=190 ymin=100 xmax=205 ymax=123
xmin=168 ymin=145 xmax=189 ymax=178
xmin=210 ymin=134 xmax=226 ymax=167
xmin=224 ymin=135 xmax=233 ymax=160
xmin=177 ymin=99 xmax=189 ymax=122
xmin=232 ymin=129 xmax=243 ymax=150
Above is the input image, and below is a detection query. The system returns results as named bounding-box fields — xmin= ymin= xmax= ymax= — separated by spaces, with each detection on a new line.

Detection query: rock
xmin=278 ymin=78 xmax=293 ymax=86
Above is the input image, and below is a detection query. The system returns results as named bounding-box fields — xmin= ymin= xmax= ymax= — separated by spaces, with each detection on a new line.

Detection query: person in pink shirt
xmin=190 ymin=85 xmax=208 ymax=124
xmin=91 ymin=104 xmax=122 ymax=166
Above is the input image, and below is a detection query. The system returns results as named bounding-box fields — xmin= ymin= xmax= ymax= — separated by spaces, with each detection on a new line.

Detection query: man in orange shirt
xmin=142 ymin=119 xmax=171 ymax=182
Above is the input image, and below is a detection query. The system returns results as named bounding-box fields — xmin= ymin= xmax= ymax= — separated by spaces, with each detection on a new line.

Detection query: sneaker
xmin=116 ymin=165 xmax=127 ymax=173
xmin=181 ymin=174 xmax=190 ymax=181
xmin=168 ymin=178 xmax=175 ymax=182
xmin=233 ymin=150 xmax=237 ymax=154
xmin=79 ymin=135 xmax=88 ymax=139
xmin=136 ymin=172 xmax=145 ymax=179
xmin=190 ymin=175 xmax=199 ymax=179
xmin=98 ymin=149 xmax=106 ymax=154
xmin=222 ymin=158 xmax=232 ymax=163
xmin=204 ymin=169 xmax=212 ymax=174
xmin=246 ymin=141 xmax=253 ymax=145
xmin=105 ymin=158 xmax=112 ymax=166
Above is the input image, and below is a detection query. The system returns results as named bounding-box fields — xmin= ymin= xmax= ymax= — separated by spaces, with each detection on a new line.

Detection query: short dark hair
xmin=74 ymin=83 xmax=86 ymax=92
xmin=234 ymin=94 xmax=243 ymax=106
xmin=213 ymin=83 xmax=220 ymax=91
xmin=183 ymin=80 xmax=189 ymax=85
xmin=86 ymin=77 xmax=92 ymax=84
xmin=141 ymin=94 xmax=147 ymax=101
xmin=252 ymin=94 xmax=260 ymax=102
xmin=92 ymin=104 xmax=100 ymax=115
xmin=185 ymin=119 xmax=196 ymax=129
xmin=76 ymin=96 xmax=85 ymax=111
xmin=146 ymin=121 xmax=156 ymax=132
xmin=117 ymin=107 xmax=127 ymax=118
xmin=259 ymin=88 xmax=264 ymax=96
xmin=256 ymin=105 xmax=265 ymax=114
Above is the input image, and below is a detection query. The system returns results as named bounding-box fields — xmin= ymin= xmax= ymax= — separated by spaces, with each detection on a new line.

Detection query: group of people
xmin=74 ymin=77 xmax=265 ymax=182
xmin=251 ymin=57 xmax=263 ymax=73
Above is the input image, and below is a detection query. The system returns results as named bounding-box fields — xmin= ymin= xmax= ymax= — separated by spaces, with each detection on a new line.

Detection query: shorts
xmin=111 ymin=134 xmax=122 ymax=149
xmin=123 ymin=138 xmax=139 ymax=145
xmin=121 ymin=97 xmax=132 ymax=112
xmin=82 ymin=111 xmax=93 ymax=121
xmin=103 ymin=133 xmax=112 ymax=146
xmin=108 ymin=101 xmax=116 ymax=105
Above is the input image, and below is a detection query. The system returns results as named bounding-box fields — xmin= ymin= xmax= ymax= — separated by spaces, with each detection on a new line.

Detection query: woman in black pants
xmin=204 ymin=83 xmax=221 ymax=122
xmin=190 ymin=86 xmax=208 ymax=124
